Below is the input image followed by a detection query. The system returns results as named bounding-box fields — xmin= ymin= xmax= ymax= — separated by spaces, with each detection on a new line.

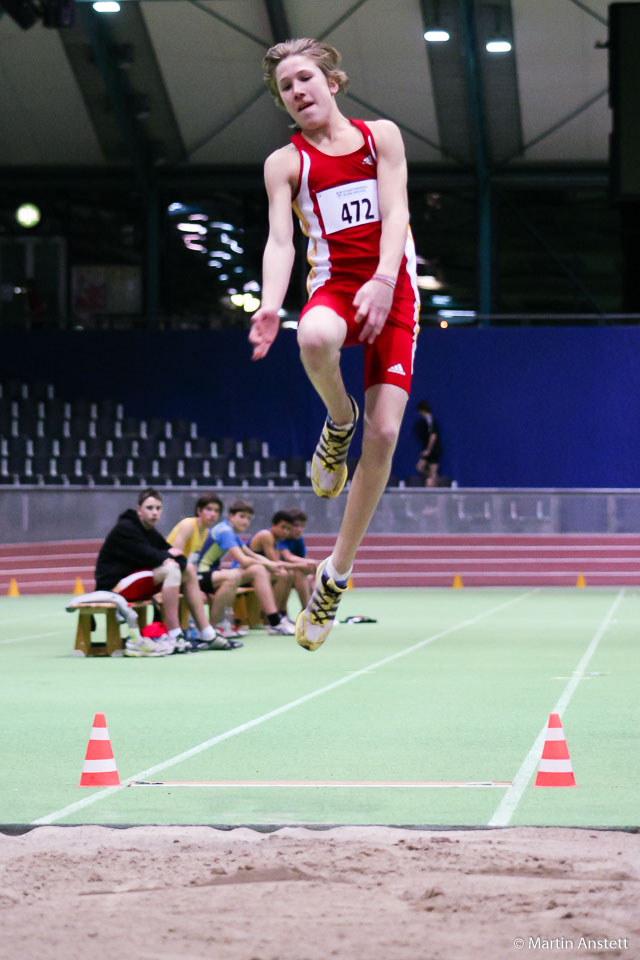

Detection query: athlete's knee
xmin=157 ymin=560 xmax=182 ymax=589
xmin=248 ymin=563 xmax=268 ymax=586
xmin=297 ymin=318 xmax=342 ymax=366
xmin=363 ymin=415 xmax=401 ymax=456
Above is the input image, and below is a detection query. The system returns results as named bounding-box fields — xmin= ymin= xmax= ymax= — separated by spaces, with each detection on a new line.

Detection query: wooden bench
xmin=69 ymin=601 xmax=150 ymax=657
xmin=70 ymin=595 xmax=191 ymax=657
xmin=233 ymin=587 xmax=262 ymax=628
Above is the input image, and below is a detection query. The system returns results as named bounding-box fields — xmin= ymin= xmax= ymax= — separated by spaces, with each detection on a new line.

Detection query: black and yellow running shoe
xmin=310 ymin=395 xmax=359 ymax=498
xmin=295 ymin=558 xmax=349 ymax=652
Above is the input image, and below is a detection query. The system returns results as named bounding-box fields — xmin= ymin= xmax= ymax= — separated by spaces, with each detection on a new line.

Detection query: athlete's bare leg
xmin=331 ymin=383 xmax=408 ymax=573
xmin=297 ymin=306 xmax=352 ymax=426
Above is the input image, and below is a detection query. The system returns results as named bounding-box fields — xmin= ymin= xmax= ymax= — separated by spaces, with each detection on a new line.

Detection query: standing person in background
xmin=415 ymin=400 xmax=443 ymax=487
xmin=249 ymin=38 xmax=420 ymax=652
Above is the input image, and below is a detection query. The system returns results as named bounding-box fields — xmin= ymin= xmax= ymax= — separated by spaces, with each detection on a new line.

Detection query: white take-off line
xmin=32 ymin=588 xmax=538 ymax=826
xmin=488 ymin=587 xmax=625 ymax=828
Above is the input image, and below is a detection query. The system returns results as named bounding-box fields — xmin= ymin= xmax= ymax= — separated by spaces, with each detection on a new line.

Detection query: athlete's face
xmin=198 ymin=503 xmax=220 ymax=527
xmin=137 ymin=497 xmax=163 ymax=529
xmin=271 ymin=520 xmax=292 ymax=540
xmin=275 ymin=55 xmax=338 ymax=127
xmin=229 ymin=511 xmax=253 ymax=534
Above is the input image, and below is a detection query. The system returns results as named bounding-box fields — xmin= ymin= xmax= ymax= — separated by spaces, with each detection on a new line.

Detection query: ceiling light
xmin=424 ymin=29 xmax=449 ymax=42
xmin=93 ymin=1 xmax=120 ymax=12
xmin=15 ymin=203 xmax=41 ymax=228
xmin=486 ymin=39 xmax=512 ymax=53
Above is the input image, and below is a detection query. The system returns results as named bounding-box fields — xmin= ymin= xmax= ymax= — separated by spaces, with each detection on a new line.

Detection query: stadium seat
xmin=145 ymin=417 xmax=169 ymax=439
xmin=213 ymin=437 xmax=236 ymax=458
xmin=184 ymin=437 xmax=210 ymax=457
xmin=95 ymin=399 xmax=124 ymax=419
xmin=29 ymin=381 xmax=55 ymax=401
xmin=159 ymin=437 xmax=188 ymax=458
xmin=208 ymin=457 xmax=229 ymax=480
xmin=55 ymin=456 xmax=84 ymax=482
xmin=120 ymin=417 xmax=144 ymax=438
xmin=260 ymin=456 xmax=283 ymax=480
xmin=150 ymin=458 xmax=180 ymax=484
xmin=68 ymin=398 xmax=95 ymax=420
xmin=229 ymin=457 xmax=259 ymax=482
xmin=243 ymin=437 xmax=268 ymax=457
xmin=31 ymin=437 xmax=58 ymax=458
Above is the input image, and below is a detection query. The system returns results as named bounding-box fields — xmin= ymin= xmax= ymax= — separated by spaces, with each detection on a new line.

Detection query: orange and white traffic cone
xmin=534 ymin=713 xmax=576 ymax=787
xmin=79 ymin=713 xmax=120 ymax=787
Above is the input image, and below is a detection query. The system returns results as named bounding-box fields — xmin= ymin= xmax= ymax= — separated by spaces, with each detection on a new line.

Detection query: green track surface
xmin=1 ymin=588 xmax=638 ymax=829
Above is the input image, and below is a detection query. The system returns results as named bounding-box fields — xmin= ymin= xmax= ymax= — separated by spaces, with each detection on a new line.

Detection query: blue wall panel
xmin=3 ymin=327 xmax=639 ymax=487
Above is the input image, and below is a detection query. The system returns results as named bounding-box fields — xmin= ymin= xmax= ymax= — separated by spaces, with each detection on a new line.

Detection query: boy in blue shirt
xmin=197 ymin=500 xmax=295 ymax=635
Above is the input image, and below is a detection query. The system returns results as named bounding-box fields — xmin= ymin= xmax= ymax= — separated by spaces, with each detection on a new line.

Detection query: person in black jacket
xmin=414 ymin=401 xmax=443 ymax=487
xmin=95 ymin=488 xmax=223 ymax=654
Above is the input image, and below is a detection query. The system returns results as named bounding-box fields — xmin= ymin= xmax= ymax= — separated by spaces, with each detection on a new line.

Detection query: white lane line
xmin=0 ymin=630 xmax=63 ymax=645
xmin=488 ymin=588 xmax=625 ymax=828
xmin=32 ymin=589 xmax=537 ymax=825
xmin=0 ymin=610 xmax=68 ymax=627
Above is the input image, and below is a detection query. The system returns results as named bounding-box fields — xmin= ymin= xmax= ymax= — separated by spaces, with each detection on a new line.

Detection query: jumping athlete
xmin=249 ymin=38 xmax=420 ymax=652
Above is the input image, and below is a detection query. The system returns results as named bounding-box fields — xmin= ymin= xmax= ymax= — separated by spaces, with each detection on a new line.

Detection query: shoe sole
xmin=310 ymin=459 xmax=348 ymax=499
xmin=295 ymin=609 xmax=327 ymax=651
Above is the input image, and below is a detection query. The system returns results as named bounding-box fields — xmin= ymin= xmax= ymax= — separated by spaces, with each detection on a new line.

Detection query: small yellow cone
xmin=7 ymin=577 xmax=19 ymax=597
xmin=576 ymin=573 xmax=586 ymax=588
xmin=347 ymin=576 xmax=354 ymax=590
xmin=452 ymin=573 xmax=463 ymax=589
xmin=73 ymin=577 xmax=85 ymax=595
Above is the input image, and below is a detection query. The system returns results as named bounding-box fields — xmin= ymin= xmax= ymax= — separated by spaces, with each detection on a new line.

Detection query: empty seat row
xmin=3 ymin=398 xmax=124 ymax=420
xmin=0 ymin=380 xmax=55 ymax=401
xmin=0 ymin=413 xmax=200 ymax=441
xmin=0 ymin=455 xmax=313 ymax=487
xmin=0 ymin=433 xmax=269 ymax=460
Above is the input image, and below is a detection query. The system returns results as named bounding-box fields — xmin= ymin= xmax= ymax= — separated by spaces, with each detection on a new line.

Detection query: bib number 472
xmin=341 ymin=198 xmax=375 ymax=225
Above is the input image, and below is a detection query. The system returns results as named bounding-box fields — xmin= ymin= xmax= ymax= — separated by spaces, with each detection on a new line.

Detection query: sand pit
xmin=0 ymin=825 xmax=638 ymax=959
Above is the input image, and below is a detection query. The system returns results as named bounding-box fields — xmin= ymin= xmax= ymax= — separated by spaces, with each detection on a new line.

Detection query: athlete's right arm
xmin=249 ymin=148 xmax=297 ymax=360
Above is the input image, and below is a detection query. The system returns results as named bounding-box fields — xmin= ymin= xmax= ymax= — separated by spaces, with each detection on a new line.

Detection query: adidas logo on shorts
xmin=387 ymin=362 xmax=406 ymax=376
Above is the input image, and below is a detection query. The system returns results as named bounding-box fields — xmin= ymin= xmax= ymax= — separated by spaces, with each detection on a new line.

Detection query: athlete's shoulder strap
xmin=349 ymin=118 xmax=378 ymax=160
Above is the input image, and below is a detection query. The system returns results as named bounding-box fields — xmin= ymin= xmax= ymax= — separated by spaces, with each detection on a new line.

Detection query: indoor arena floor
xmin=1 ymin=587 xmax=637 ymax=831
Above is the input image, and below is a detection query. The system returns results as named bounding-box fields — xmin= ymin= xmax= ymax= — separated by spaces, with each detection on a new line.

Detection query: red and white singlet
xmin=291 ymin=119 xmax=420 ymax=392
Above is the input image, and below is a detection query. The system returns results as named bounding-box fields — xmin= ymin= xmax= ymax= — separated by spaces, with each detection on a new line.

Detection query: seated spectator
xmin=94 ymin=487 xmax=226 ymax=656
xmin=197 ymin=500 xmax=295 ymax=635
xmin=167 ymin=492 xmax=245 ymax=643
xmin=278 ymin=508 xmax=317 ymax=609
xmin=248 ymin=510 xmax=297 ymax=627
xmin=166 ymin=493 xmax=223 ymax=563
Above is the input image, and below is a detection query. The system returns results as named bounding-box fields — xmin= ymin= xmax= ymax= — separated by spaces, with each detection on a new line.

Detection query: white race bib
xmin=315 ymin=179 xmax=380 ymax=235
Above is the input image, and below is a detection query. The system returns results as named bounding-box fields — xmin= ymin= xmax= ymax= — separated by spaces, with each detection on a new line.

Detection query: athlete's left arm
xmin=353 ymin=120 xmax=410 ymax=343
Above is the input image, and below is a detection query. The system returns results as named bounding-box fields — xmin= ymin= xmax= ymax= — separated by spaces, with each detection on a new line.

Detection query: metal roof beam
xmin=264 ymin=0 xmax=290 ymax=43
xmin=66 ymin=4 xmax=151 ymax=168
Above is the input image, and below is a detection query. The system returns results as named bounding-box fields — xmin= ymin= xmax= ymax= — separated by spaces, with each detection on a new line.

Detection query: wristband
xmin=372 ymin=273 xmax=396 ymax=289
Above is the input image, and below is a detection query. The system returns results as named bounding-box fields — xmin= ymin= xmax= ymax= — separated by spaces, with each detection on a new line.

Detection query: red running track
xmin=1 ymin=535 xmax=640 ymax=594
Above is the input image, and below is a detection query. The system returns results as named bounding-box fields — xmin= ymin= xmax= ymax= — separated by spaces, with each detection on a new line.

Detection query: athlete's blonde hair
xmin=262 ymin=38 xmax=349 ymax=110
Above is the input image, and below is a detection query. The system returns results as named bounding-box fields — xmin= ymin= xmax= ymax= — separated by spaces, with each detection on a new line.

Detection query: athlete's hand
xmin=353 ymin=278 xmax=394 ymax=343
xmin=249 ymin=307 xmax=280 ymax=360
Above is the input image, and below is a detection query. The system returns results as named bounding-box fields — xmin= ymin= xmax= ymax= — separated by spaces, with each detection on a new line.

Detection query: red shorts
xmin=299 ymin=283 xmax=420 ymax=393
xmin=115 ymin=570 xmax=156 ymax=602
